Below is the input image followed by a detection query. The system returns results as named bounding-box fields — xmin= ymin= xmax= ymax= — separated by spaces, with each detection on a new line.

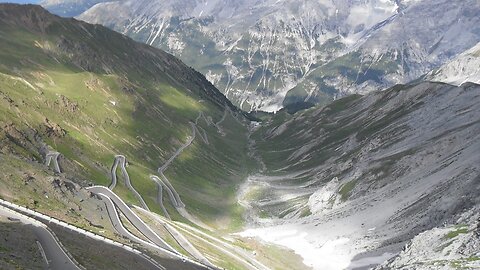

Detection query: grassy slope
xmin=0 ymin=7 xmax=311 ymax=269
xmin=0 ymin=4 xmax=249 ymax=231
xmin=252 ymin=93 xmax=364 ymax=175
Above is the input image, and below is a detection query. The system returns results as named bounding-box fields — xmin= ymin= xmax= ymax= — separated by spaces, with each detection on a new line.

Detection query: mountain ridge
xmin=68 ymin=0 xmax=480 ymax=112
xmin=3 ymin=4 xmax=243 ymax=113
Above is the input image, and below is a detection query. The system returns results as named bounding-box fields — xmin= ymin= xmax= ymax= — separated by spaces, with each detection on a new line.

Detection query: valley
xmin=0 ymin=3 xmax=479 ymax=270
xmin=0 ymin=4 xmax=303 ymax=269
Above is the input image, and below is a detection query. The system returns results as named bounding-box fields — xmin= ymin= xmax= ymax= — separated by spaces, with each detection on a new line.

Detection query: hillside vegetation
xmin=0 ymin=4 xmax=250 ymax=231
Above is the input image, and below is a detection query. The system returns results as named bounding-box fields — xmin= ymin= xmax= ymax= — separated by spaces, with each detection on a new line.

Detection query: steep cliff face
xmin=72 ymin=0 xmax=480 ymax=112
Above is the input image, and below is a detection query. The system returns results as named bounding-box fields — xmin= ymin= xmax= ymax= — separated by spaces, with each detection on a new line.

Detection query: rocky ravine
xmin=51 ymin=0 xmax=480 ymax=111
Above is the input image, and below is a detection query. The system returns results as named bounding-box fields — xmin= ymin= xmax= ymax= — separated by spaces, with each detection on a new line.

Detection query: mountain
xmin=287 ymin=0 xmax=480 ymax=107
xmin=242 ymin=81 xmax=480 ymax=269
xmin=376 ymin=208 xmax=480 ymax=269
xmin=39 ymin=0 xmax=112 ymax=17
xmin=2 ymin=3 xmax=480 ymax=270
xmin=426 ymin=41 xmax=480 ymax=85
xmin=49 ymin=0 xmax=480 ymax=112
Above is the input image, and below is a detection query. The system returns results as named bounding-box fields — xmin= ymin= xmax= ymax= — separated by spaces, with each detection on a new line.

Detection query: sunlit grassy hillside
xmin=0 ymin=4 xmax=250 ymax=230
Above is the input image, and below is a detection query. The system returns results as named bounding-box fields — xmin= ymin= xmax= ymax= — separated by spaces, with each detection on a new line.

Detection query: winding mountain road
xmin=158 ymin=126 xmax=195 ymax=174
xmin=110 ymin=155 xmax=150 ymax=211
xmin=109 ymin=155 xmax=121 ymax=189
xmin=96 ymin=193 xmax=152 ymax=245
xmin=0 ymin=205 xmax=81 ymax=270
xmin=0 ymin=198 xmax=189 ymax=270
xmin=194 ymin=112 xmax=210 ymax=144
xmin=87 ymin=186 xmax=213 ymax=269
xmin=214 ymin=110 xmax=227 ymax=136
xmin=104 ymin=153 xmax=215 ymax=267
xmin=87 ymin=186 xmax=175 ymax=252
xmin=156 ymin=173 xmax=185 ymax=208
xmin=196 ymin=111 xmax=211 ymax=126
xmin=193 ymin=123 xmax=209 ymax=145
xmin=152 ymin=123 xmax=195 ymax=211
xmin=40 ymin=109 xmax=236 ymax=268
xmin=45 ymin=151 xmax=61 ymax=174
xmin=136 ymin=207 xmax=215 ymax=268
xmin=154 ymin=175 xmax=212 ymax=229
xmin=171 ymin=218 xmax=270 ymax=270
xmin=151 ymin=112 xmax=220 ymax=230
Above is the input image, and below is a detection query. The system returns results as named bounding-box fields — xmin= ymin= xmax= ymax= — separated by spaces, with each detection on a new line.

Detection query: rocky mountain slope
xmin=376 ymin=208 xmax=480 ymax=269
xmin=39 ymin=0 xmax=113 ymax=17
xmin=427 ymin=41 xmax=480 ymax=86
xmin=241 ymin=81 xmax=480 ymax=269
xmin=2 ymin=3 xmax=480 ymax=270
xmin=48 ymin=0 xmax=480 ymax=112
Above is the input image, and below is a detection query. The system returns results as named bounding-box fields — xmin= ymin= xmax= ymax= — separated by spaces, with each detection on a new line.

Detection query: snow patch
xmin=239 ymin=226 xmax=352 ymax=270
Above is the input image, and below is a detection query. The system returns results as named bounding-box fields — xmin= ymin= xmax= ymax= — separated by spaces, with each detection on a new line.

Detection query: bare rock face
xmin=53 ymin=178 xmax=78 ymax=194
xmin=1 ymin=122 xmax=45 ymax=159
xmin=427 ymin=42 xmax=480 ymax=86
xmin=43 ymin=118 xmax=66 ymax=137
xmin=2 ymin=122 xmax=26 ymax=144
xmin=40 ymin=0 xmax=111 ymax=17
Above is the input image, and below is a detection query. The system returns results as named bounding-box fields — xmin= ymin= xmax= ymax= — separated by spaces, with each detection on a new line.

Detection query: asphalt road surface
xmin=110 ymin=155 xmax=150 ymax=210
xmin=45 ymin=151 xmax=61 ymax=174
xmin=0 ymin=206 xmax=80 ymax=270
